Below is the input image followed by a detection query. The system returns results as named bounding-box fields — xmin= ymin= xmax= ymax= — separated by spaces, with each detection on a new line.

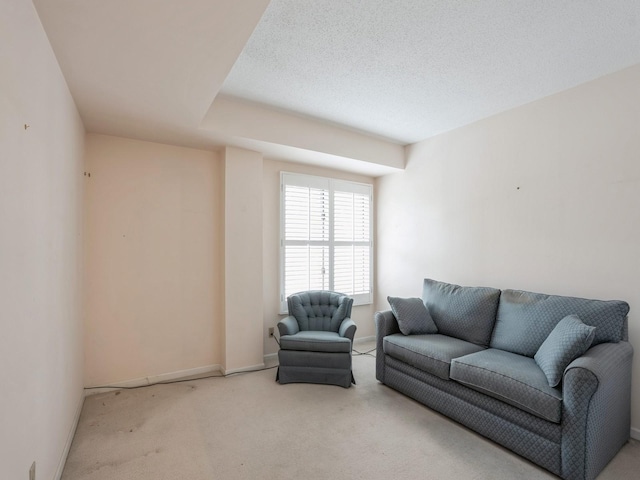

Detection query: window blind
xmin=280 ymin=172 xmax=373 ymax=312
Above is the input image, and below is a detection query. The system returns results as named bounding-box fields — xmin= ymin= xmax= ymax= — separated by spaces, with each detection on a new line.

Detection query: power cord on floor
xmin=83 ymin=365 xmax=279 ymax=392
xmin=87 ymin=328 xmax=281 ymax=392
xmin=353 ymin=347 xmax=376 ymax=358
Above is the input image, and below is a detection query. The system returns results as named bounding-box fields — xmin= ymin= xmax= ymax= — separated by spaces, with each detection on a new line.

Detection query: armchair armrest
xmin=277 ymin=316 xmax=300 ymax=337
xmin=375 ymin=310 xmax=401 ymax=382
xmin=561 ymin=341 xmax=633 ymax=480
xmin=339 ymin=317 xmax=357 ymax=342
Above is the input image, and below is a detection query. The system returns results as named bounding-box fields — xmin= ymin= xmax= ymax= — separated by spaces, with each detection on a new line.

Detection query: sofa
xmin=375 ymin=278 xmax=633 ymax=480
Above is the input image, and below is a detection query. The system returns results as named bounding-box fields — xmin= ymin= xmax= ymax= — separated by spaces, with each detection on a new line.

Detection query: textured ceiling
xmin=33 ymin=1 xmax=640 ymax=175
xmin=221 ymin=0 xmax=640 ymax=144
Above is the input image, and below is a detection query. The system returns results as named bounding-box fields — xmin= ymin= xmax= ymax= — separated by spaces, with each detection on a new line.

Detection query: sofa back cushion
xmin=422 ymin=279 xmax=501 ymax=347
xmin=490 ymin=289 xmax=629 ymax=357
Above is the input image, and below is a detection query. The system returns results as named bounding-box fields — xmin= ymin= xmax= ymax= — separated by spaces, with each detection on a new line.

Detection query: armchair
xmin=276 ymin=291 xmax=356 ymax=388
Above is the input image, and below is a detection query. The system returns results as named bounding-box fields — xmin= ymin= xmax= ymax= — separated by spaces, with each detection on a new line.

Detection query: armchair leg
xmin=351 ymin=371 xmax=356 ymax=385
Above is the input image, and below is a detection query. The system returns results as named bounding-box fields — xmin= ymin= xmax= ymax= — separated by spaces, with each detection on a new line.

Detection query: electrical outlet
xmin=268 ymin=327 xmax=274 ymax=337
xmin=29 ymin=461 xmax=36 ymax=480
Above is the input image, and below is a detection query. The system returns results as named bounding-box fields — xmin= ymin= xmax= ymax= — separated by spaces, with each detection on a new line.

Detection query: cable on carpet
xmin=352 ymin=347 xmax=376 ymax=358
xmin=85 ymin=339 xmax=375 ymax=391
xmin=84 ymin=365 xmax=280 ymax=391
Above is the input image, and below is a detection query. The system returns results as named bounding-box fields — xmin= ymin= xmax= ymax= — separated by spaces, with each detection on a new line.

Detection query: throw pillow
xmin=534 ymin=314 xmax=596 ymax=387
xmin=387 ymin=296 xmax=438 ymax=335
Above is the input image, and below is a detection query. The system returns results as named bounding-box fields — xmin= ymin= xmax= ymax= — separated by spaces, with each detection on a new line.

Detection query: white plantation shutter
xmin=280 ymin=173 xmax=373 ymax=312
xmin=283 ymin=182 xmax=330 ymax=296
xmin=333 ymin=185 xmax=371 ymax=296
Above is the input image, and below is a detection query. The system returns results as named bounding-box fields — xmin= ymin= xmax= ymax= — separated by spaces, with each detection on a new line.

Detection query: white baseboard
xmin=354 ymin=335 xmax=375 ymax=344
xmin=264 ymin=353 xmax=279 ymax=368
xmin=631 ymin=426 xmax=640 ymax=441
xmin=222 ymin=363 xmax=266 ymax=375
xmin=84 ymin=339 xmax=374 ymax=395
xmin=84 ymin=364 xmax=223 ymax=394
xmin=54 ymin=390 xmax=85 ymax=480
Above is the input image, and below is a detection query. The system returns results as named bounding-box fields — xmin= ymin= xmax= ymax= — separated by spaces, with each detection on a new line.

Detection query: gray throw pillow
xmin=534 ymin=314 xmax=596 ymax=387
xmin=388 ymin=296 xmax=438 ymax=335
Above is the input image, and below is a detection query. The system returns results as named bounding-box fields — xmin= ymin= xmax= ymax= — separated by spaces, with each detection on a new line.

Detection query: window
xmin=280 ymin=172 xmax=373 ymax=312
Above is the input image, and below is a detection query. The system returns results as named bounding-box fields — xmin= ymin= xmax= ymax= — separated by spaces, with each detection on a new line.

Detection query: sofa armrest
xmin=375 ymin=310 xmax=401 ymax=383
xmin=339 ymin=317 xmax=357 ymax=343
xmin=561 ymin=341 xmax=633 ymax=480
xmin=277 ymin=316 xmax=300 ymax=337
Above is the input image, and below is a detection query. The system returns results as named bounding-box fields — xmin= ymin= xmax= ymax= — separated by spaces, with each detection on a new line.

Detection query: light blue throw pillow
xmin=534 ymin=314 xmax=596 ymax=387
xmin=388 ymin=296 xmax=438 ymax=335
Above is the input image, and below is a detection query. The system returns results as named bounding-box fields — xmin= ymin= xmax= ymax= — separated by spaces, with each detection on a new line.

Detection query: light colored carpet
xmin=62 ymin=342 xmax=639 ymax=479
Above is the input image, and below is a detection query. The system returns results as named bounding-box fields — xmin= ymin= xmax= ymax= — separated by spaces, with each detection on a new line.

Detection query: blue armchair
xmin=276 ymin=291 xmax=356 ymax=388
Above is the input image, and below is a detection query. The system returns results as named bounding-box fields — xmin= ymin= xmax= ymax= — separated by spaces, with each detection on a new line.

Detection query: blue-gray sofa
xmin=375 ymin=278 xmax=633 ymax=480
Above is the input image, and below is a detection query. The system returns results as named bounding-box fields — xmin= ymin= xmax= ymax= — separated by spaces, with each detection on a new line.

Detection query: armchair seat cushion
xmin=280 ymin=331 xmax=352 ymax=353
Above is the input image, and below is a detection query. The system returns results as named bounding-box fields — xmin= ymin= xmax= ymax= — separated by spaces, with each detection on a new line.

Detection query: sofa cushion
xmin=280 ymin=331 xmax=352 ymax=353
xmin=535 ymin=315 xmax=596 ymax=387
xmin=450 ymin=349 xmax=563 ymax=423
xmin=422 ymin=278 xmax=501 ymax=347
xmin=387 ymin=296 xmax=438 ymax=335
xmin=490 ymin=289 xmax=629 ymax=357
xmin=383 ymin=333 xmax=486 ymax=380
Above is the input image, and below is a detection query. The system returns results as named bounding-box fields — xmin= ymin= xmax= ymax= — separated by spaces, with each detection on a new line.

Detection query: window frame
xmin=279 ymin=171 xmax=373 ymax=314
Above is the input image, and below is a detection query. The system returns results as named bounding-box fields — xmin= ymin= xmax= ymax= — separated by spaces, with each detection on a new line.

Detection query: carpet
xmin=62 ymin=343 xmax=639 ymax=479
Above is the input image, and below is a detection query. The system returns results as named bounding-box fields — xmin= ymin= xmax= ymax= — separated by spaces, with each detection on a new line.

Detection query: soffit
xmin=32 ymin=0 xmax=270 ymax=148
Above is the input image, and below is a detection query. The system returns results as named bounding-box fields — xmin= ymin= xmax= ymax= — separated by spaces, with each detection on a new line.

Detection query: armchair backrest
xmin=287 ymin=291 xmax=353 ymax=332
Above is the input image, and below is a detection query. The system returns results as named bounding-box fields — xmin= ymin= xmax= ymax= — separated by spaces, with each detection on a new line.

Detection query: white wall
xmin=205 ymin=96 xmax=405 ymax=172
xmin=83 ymin=134 xmax=223 ymax=386
xmin=376 ymin=64 xmax=640 ymax=434
xmin=0 ymin=1 xmax=85 ymax=478
xmin=262 ymin=158 xmax=377 ymax=357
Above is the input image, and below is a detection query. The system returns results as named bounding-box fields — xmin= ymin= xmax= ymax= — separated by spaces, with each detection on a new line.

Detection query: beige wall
xmin=83 ymin=134 xmax=223 ymax=386
xmin=376 ymin=64 xmax=640 ymax=435
xmin=0 ymin=1 xmax=85 ymax=478
xmin=84 ymin=140 xmax=375 ymax=379
xmin=262 ymin=158 xmax=377 ymax=357
xmin=223 ymin=147 xmax=264 ymax=372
